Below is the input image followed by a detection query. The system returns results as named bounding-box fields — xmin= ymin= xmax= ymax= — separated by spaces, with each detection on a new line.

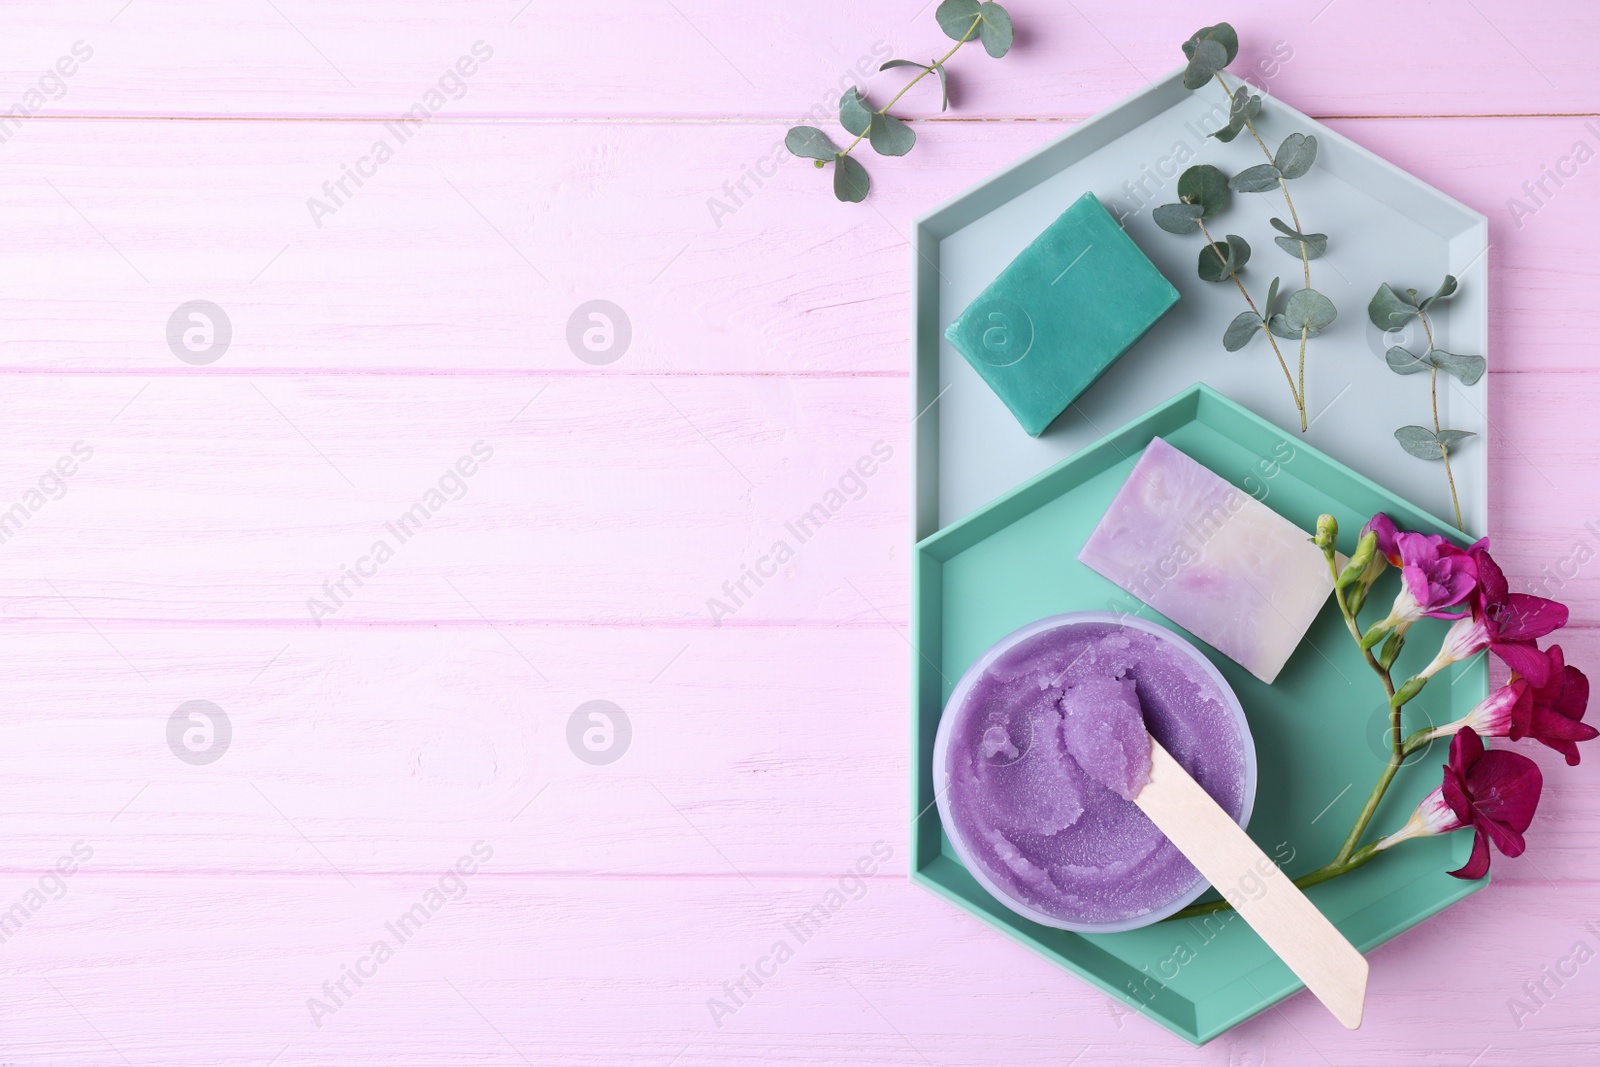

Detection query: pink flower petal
xmin=1496 ymin=593 xmax=1569 ymax=643
xmin=1466 ymin=749 xmax=1543 ymax=833
xmin=1448 ymin=829 xmax=1492 ymax=880
xmin=1495 ymin=640 xmax=1554 ymax=687
xmin=1363 ymin=513 xmax=1402 ymax=565
xmin=1474 ymin=547 xmax=1509 ymax=607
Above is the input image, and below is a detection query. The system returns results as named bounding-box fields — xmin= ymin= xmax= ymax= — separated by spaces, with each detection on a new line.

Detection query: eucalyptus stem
xmin=1215 ymin=71 xmax=1312 ymax=290
xmin=1417 ymin=308 xmax=1464 ymax=530
xmin=1197 ymin=217 xmax=1302 ymax=415
xmin=840 ymin=17 xmax=979 ymax=159
xmin=1297 ymin=327 xmax=1309 ymax=432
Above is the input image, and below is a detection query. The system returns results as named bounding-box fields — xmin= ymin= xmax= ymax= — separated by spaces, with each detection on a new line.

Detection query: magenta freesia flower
xmin=1426 ymin=681 xmax=1523 ymax=741
xmin=1369 ymin=531 xmax=1477 ymax=641
xmin=1510 ymin=644 xmax=1596 ymax=766
xmin=1417 ymin=544 xmax=1567 ymax=684
xmin=1462 ymin=547 xmax=1566 ymax=685
xmin=1379 ymin=728 xmax=1544 ymax=879
xmin=1440 ymin=727 xmax=1543 ymax=879
xmin=1361 ymin=512 xmax=1403 ymax=567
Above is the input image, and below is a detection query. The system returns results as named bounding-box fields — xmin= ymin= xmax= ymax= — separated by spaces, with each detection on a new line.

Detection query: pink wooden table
xmin=0 ymin=1 xmax=1595 ymax=1062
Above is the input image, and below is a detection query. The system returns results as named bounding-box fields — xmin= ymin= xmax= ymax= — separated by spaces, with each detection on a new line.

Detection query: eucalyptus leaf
xmin=931 ymin=61 xmax=950 ymax=110
xmin=833 ymin=153 xmax=870 ymax=203
xmin=785 ymin=126 xmax=839 ymax=161
xmin=1273 ymin=133 xmax=1318 ymax=179
xmin=1198 ymin=235 xmax=1250 ymax=283
xmin=1283 ymin=287 xmax=1337 ymax=335
xmin=935 ymin=0 xmax=982 ymax=40
xmin=1183 ymin=38 xmax=1228 ymax=89
xmin=1211 ymin=87 xmax=1261 ymax=143
xmin=1265 ymin=276 xmax=1281 ymax=316
xmin=1177 ymin=164 xmax=1229 ymax=217
xmin=1229 ymin=235 xmax=1252 ymax=271
xmin=1182 ymin=23 xmax=1239 ymax=65
xmin=1395 ymin=425 xmax=1476 ymax=460
xmin=1152 ymin=202 xmax=1204 ymax=234
xmin=1223 ymin=310 xmax=1263 ymax=351
xmin=1273 ymin=232 xmax=1328 ymax=259
xmin=839 ymin=87 xmax=873 ymax=137
xmin=1230 ymin=164 xmax=1282 ymax=193
xmin=977 ymin=2 xmax=1014 ymax=57
xmin=1431 ymin=349 xmax=1487 ymax=386
xmin=1198 ymin=243 xmax=1230 ymax=282
xmin=870 ymin=111 xmax=916 ymax=156
xmin=1267 ymin=313 xmax=1296 ymax=339
xmin=1385 ymin=345 xmax=1432 ymax=375
xmin=1419 ymin=274 xmax=1459 ymax=311
xmin=1367 ymin=283 xmax=1417 ymax=330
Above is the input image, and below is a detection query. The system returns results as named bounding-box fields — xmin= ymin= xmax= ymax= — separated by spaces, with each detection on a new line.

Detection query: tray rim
xmin=908 ymin=382 xmax=1488 ymax=1045
xmin=910 ymin=65 xmax=1491 ymax=543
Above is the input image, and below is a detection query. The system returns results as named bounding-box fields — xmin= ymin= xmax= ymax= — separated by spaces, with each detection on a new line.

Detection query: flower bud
xmin=1313 ymin=514 xmax=1338 ymax=554
xmin=1336 ymin=531 xmax=1379 ymax=590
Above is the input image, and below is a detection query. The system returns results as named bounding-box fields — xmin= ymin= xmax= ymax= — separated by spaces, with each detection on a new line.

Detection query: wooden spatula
xmin=1136 ymin=738 xmax=1369 ymax=1029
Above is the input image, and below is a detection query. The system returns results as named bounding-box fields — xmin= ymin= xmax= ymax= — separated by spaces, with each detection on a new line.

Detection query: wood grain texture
xmin=0 ymin=1 xmax=1595 ymax=118
xmin=0 ymin=116 xmax=1598 ymax=376
xmin=2 ymin=1 xmax=1598 ymax=1062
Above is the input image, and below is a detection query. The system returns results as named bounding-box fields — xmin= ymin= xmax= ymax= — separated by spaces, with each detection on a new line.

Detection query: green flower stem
xmin=1335 ymin=756 xmax=1402 ymax=865
xmin=1323 ymin=548 xmax=1408 ymax=866
xmin=1196 ymin=217 xmax=1303 ymax=419
xmin=1165 ymin=534 xmax=1461 ymax=923
xmin=1214 ymin=70 xmax=1312 ymax=292
xmin=839 ymin=17 xmax=980 ymax=159
xmin=1416 ymin=307 xmax=1464 ymax=531
xmin=1168 ymin=844 xmax=1381 ymax=920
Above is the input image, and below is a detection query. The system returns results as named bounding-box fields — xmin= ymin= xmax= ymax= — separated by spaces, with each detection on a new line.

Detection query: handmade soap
xmin=943 ymin=619 xmax=1249 ymax=927
xmin=944 ymin=192 xmax=1179 ymax=437
xmin=1078 ymin=437 xmax=1334 ymax=684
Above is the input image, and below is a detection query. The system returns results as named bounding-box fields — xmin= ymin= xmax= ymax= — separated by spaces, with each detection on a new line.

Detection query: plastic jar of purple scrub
xmin=933 ymin=613 xmax=1257 ymax=932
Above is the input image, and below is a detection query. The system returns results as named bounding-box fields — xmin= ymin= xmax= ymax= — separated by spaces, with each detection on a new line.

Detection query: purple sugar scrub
xmin=933 ymin=614 xmax=1256 ymax=931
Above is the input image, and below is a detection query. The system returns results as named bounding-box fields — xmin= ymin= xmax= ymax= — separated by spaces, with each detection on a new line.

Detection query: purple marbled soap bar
xmin=1077 ymin=437 xmax=1333 ymax=684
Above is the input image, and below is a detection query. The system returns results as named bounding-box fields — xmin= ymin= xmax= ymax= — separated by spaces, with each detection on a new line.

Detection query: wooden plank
xmin=0 ymin=873 xmax=1594 ymax=1064
xmin=0 ymin=1 xmax=1594 ymax=119
xmin=2 ymin=369 xmax=1599 ymax=624
xmin=0 ymin=117 xmax=1594 ymax=376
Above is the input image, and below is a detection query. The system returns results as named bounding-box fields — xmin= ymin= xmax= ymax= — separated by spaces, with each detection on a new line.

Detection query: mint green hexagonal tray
xmin=910 ymin=384 xmax=1486 ymax=1045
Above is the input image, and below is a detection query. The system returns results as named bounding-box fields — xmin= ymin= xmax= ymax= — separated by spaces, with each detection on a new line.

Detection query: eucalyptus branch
xmin=784 ymin=1 xmax=1014 ymax=203
xmin=1214 ymin=70 xmax=1312 ymax=291
xmin=1368 ymin=276 xmax=1483 ymax=531
xmin=838 ymin=19 xmax=980 ymax=160
xmin=1195 ymin=217 xmax=1300 ymax=412
xmin=1155 ymin=23 xmax=1335 ymax=434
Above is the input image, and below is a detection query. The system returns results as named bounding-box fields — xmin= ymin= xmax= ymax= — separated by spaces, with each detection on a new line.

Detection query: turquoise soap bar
xmin=945 ymin=192 xmax=1179 ymax=436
